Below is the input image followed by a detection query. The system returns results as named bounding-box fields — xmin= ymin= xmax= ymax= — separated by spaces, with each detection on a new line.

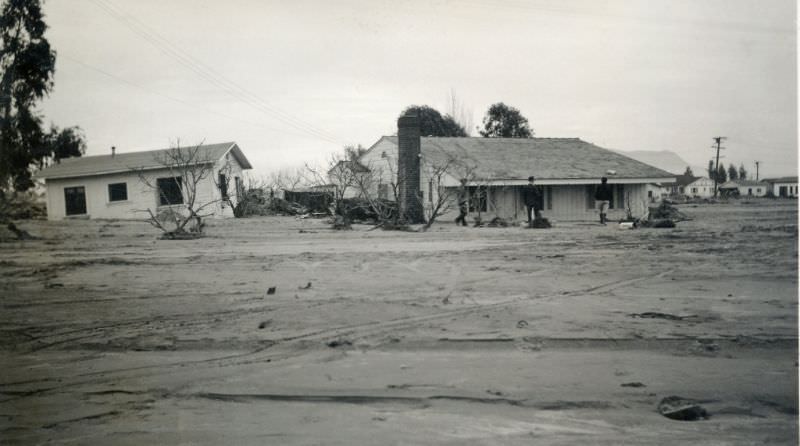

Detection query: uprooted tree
xmin=304 ymin=148 xmax=368 ymax=229
xmin=136 ymin=141 xmax=234 ymax=239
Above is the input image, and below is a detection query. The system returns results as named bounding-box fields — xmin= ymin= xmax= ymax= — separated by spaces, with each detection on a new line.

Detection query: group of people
xmin=455 ymin=176 xmax=615 ymax=227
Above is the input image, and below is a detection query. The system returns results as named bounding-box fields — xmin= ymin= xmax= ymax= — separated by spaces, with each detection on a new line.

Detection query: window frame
xmin=107 ymin=182 xmax=128 ymax=203
xmin=156 ymin=177 xmax=184 ymax=206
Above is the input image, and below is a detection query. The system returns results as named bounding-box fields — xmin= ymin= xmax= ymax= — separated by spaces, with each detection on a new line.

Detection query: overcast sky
xmin=40 ymin=0 xmax=797 ymax=177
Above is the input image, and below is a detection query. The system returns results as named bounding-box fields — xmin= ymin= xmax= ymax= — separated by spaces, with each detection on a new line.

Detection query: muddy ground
xmin=0 ymin=200 xmax=797 ymax=445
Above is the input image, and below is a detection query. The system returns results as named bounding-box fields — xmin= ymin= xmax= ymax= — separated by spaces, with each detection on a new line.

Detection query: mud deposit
xmin=1 ymin=200 xmax=797 ymax=445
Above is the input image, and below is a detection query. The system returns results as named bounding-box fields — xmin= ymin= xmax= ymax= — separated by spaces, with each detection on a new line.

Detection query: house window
xmin=218 ymin=173 xmax=229 ymax=199
xmin=756 ymin=188 xmax=761 ymax=193
xmin=108 ymin=182 xmax=128 ymax=202
xmin=378 ymin=184 xmax=389 ymax=200
xmin=157 ymin=177 xmax=183 ymax=205
xmin=748 ymin=188 xmax=752 ymax=195
xmin=648 ymin=190 xmax=653 ymax=198
xmin=64 ymin=186 xmax=87 ymax=216
xmin=691 ymin=187 xmax=697 ymax=194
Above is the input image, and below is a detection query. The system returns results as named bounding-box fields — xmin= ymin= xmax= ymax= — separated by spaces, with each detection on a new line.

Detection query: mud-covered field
xmin=1 ymin=200 xmax=797 ymax=445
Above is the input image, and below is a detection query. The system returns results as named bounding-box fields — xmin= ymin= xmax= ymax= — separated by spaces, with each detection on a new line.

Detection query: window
xmin=157 ymin=177 xmax=183 ymax=205
xmin=64 ymin=186 xmax=87 ymax=216
xmin=691 ymin=187 xmax=697 ymax=194
xmin=378 ymin=184 xmax=389 ymax=200
xmin=218 ymin=173 xmax=229 ymax=200
xmin=108 ymin=182 xmax=128 ymax=202
xmin=756 ymin=188 xmax=761 ymax=193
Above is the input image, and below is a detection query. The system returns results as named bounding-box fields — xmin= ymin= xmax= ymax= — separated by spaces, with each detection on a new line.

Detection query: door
xmin=64 ymin=186 xmax=87 ymax=216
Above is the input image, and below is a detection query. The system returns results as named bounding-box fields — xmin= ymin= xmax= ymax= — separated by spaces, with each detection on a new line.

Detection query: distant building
xmin=685 ymin=177 xmax=716 ymax=198
xmin=718 ymin=180 xmax=769 ymax=198
xmin=763 ymin=176 xmax=798 ymax=197
xmin=36 ymin=142 xmax=252 ymax=220
xmin=669 ymin=174 xmax=699 ymax=195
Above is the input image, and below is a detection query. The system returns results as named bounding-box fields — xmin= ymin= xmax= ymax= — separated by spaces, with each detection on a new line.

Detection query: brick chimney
xmin=397 ymin=109 xmax=424 ymax=223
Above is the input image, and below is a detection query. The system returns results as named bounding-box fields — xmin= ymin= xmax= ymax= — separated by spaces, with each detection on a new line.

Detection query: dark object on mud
xmin=5 ymin=222 xmax=37 ymax=240
xmin=487 ymin=217 xmax=510 ymax=227
xmin=621 ymin=382 xmax=646 ymax=388
xmin=331 ymin=215 xmax=351 ymax=230
xmin=649 ymin=201 xmax=689 ymax=221
xmin=629 ymin=312 xmax=683 ymax=321
xmin=326 ymin=339 xmax=352 ymax=348
xmin=529 ymin=217 xmax=551 ymax=229
xmin=258 ymin=320 xmax=271 ymax=329
xmin=658 ymin=396 xmax=709 ymax=421
xmin=266 ymin=287 xmax=276 ymax=295
xmin=516 ymin=320 xmax=529 ymax=328
xmin=640 ymin=218 xmax=676 ymax=228
xmin=159 ymin=231 xmax=203 ymax=240
xmin=299 ymin=282 xmax=312 ymax=290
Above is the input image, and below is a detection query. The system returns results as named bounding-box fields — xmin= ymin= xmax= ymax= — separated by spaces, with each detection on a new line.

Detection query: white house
xmin=685 ymin=177 xmax=716 ymax=198
xmin=718 ymin=180 xmax=769 ymax=197
xmin=763 ymin=176 xmax=798 ymax=197
xmin=357 ymin=113 xmax=675 ymax=222
xmin=36 ymin=142 xmax=252 ymax=220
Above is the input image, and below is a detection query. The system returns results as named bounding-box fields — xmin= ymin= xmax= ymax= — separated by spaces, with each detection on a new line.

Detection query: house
xmin=356 ymin=112 xmax=675 ymax=222
xmin=684 ymin=177 xmax=716 ymax=198
xmin=668 ymin=174 xmax=699 ymax=196
xmin=36 ymin=142 xmax=252 ymax=220
xmin=763 ymin=176 xmax=798 ymax=197
xmin=718 ymin=180 xmax=769 ymax=198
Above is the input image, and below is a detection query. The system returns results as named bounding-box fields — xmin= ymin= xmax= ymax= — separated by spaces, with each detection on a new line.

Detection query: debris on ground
xmin=487 ymin=217 xmax=510 ymax=227
xmin=621 ymin=382 xmax=647 ymax=388
xmin=516 ymin=320 xmax=529 ymax=328
xmin=629 ymin=312 xmax=684 ymax=321
xmin=649 ymin=201 xmax=690 ymax=222
xmin=326 ymin=339 xmax=353 ymax=348
xmin=258 ymin=320 xmax=271 ymax=329
xmin=266 ymin=287 xmax=277 ymax=295
xmin=640 ymin=219 xmax=676 ymax=228
xmin=299 ymin=282 xmax=312 ymax=290
xmin=1 ymin=222 xmax=38 ymax=241
xmin=658 ymin=396 xmax=710 ymax=421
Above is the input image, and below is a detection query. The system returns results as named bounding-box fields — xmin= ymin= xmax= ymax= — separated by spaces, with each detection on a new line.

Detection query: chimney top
xmin=398 ymin=109 xmax=419 ymax=128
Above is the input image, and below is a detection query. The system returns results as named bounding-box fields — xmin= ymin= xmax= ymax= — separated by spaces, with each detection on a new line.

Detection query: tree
xmin=728 ymin=163 xmax=738 ymax=181
xmin=0 ymin=0 xmax=85 ymax=190
xmin=707 ymin=160 xmax=715 ymax=180
xmin=400 ymin=105 xmax=467 ymax=137
xmin=479 ymin=102 xmax=533 ymax=138
xmin=445 ymin=89 xmax=473 ymax=136
xmin=738 ymin=164 xmax=748 ymax=180
xmin=683 ymin=166 xmax=694 ymax=177
xmin=716 ymin=164 xmax=728 ymax=183
xmin=136 ymin=141 xmax=231 ymax=238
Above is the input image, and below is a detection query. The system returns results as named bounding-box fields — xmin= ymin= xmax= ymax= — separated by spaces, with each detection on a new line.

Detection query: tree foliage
xmin=0 ymin=0 xmax=85 ymax=191
xmin=400 ymin=105 xmax=467 ymax=137
xmin=707 ymin=160 xmax=715 ymax=180
xmin=716 ymin=164 xmax=728 ymax=183
xmin=478 ymin=102 xmax=533 ymax=138
xmin=683 ymin=166 xmax=694 ymax=177
xmin=738 ymin=164 xmax=747 ymax=180
xmin=727 ymin=163 xmax=738 ymax=181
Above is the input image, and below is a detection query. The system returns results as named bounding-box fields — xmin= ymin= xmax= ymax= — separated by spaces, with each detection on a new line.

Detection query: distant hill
xmin=612 ymin=149 xmax=703 ymax=176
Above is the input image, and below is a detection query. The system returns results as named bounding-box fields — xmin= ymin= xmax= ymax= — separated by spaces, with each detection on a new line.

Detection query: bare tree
xmin=420 ymin=150 xmax=482 ymax=231
xmin=305 ymin=151 xmax=364 ymax=229
xmin=265 ymin=166 xmax=306 ymax=199
xmin=445 ymin=88 xmax=473 ymax=136
xmin=136 ymin=141 xmax=231 ymax=238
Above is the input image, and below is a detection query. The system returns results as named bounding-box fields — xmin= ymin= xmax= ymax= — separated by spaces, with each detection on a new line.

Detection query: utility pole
xmin=754 ymin=161 xmax=760 ymax=181
xmin=712 ymin=136 xmax=726 ymax=198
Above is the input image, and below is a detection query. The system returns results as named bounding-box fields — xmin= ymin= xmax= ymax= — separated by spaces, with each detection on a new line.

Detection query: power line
xmin=60 ymin=53 xmax=331 ymax=141
xmin=89 ymin=0 xmax=346 ymax=146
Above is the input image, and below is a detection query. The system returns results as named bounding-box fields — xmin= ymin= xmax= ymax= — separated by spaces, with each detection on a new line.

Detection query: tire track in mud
xmin=0 ymin=270 xmax=678 ymax=397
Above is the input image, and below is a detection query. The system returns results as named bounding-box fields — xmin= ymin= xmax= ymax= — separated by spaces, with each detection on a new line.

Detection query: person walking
xmin=454 ymin=179 xmax=469 ymax=226
xmin=522 ymin=176 xmax=542 ymax=227
xmin=594 ymin=176 xmax=613 ymax=225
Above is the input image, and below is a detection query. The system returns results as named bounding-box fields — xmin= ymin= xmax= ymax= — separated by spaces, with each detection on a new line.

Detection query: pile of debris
xmin=639 ymin=201 xmax=689 ymax=228
xmin=0 ymin=191 xmax=46 ymax=220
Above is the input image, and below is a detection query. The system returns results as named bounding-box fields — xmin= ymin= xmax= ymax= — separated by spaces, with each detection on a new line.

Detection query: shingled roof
xmin=36 ymin=142 xmax=251 ymax=180
xmin=378 ymin=136 xmax=673 ymax=181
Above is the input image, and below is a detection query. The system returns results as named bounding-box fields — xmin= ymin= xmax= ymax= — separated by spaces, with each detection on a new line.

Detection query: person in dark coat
xmin=594 ymin=176 xmax=613 ymax=224
xmin=454 ymin=179 xmax=468 ymax=226
xmin=521 ymin=176 xmax=542 ymax=226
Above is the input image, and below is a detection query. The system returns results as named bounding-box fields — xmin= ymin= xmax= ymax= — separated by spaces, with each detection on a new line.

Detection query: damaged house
xmin=356 ymin=111 xmax=675 ymax=223
xmin=36 ymin=142 xmax=252 ymax=220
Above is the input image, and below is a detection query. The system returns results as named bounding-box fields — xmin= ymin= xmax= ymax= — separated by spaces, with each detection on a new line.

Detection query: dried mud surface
xmin=0 ymin=200 xmax=797 ymax=445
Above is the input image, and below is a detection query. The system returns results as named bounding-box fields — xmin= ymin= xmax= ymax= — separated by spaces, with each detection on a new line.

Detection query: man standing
xmin=594 ymin=176 xmax=613 ymax=225
xmin=454 ymin=179 xmax=468 ymax=226
xmin=522 ymin=176 xmax=542 ymax=227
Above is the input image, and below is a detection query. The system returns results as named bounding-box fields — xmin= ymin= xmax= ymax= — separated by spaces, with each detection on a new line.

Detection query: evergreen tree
xmin=0 ymin=0 xmax=85 ymax=191
xmin=707 ymin=160 xmax=715 ymax=180
xmin=479 ymin=102 xmax=533 ymax=138
xmin=400 ymin=105 xmax=467 ymax=137
xmin=728 ymin=163 xmax=738 ymax=181
xmin=738 ymin=164 xmax=748 ymax=180
xmin=683 ymin=166 xmax=694 ymax=177
xmin=716 ymin=164 xmax=728 ymax=183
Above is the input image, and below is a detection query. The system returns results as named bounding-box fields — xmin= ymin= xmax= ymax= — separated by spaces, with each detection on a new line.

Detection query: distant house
xmin=36 ymin=142 xmax=252 ymax=220
xmin=356 ymin=113 xmax=675 ymax=222
xmin=669 ymin=174 xmax=699 ymax=195
xmin=685 ymin=177 xmax=716 ymax=198
xmin=718 ymin=180 xmax=769 ymax=198
xmin=763 ymin=176 xmax=798 ymax=197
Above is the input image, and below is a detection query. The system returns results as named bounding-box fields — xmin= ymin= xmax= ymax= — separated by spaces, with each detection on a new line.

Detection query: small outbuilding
xmin=718 ymin=180 xmax=769 ymax=198
xmin=36 ymin=142 xmax=252 ymax=220
xmin=763 ymin=176 xmax=798 ymax=197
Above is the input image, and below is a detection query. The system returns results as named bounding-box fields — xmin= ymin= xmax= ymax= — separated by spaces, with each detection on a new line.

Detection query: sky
xmin=39 ymin=0 xmax=797 ymax=178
